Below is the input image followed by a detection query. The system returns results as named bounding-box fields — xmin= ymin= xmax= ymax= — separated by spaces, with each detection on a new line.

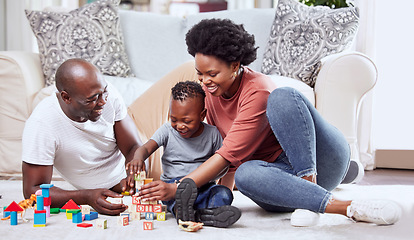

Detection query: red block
xmin=43 ymin=196 xmax=51 ymax=206
xmin=77 ymin=223 xmax=93 ymax=228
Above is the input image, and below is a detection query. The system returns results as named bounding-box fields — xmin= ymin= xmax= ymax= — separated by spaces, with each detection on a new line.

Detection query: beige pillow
xmin=25 ymin=0 xmax=133 ymax=87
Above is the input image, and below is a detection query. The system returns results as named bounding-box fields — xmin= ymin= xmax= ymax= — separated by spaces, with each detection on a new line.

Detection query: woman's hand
xmin=137 ymin=180 xmax=177 ymax=202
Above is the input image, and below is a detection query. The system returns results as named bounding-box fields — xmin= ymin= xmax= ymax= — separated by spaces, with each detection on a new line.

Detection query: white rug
xmin=0 ymin=180 xmax=412 ymax=240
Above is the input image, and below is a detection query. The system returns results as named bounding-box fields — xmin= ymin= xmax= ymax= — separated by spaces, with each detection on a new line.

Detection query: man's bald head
xmin=55 ymin=59 xmax=100 ymax=93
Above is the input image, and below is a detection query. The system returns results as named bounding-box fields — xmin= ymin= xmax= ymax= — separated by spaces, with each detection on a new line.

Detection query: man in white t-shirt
xmin=22 ymin=59 xmax=142 ymax=215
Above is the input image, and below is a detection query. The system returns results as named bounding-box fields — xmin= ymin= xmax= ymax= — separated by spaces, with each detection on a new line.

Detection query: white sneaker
xmin=291 ymin=209 xmax=320 ymax=227
xmin=347 ymin=200 xmax=402 ymax=225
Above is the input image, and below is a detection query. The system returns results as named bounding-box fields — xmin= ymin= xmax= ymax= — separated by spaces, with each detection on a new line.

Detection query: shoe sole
xmin=175 ymin=178 xmax=198 ymax=223
xmin=196 ymin=205 xmax=241 ymax=228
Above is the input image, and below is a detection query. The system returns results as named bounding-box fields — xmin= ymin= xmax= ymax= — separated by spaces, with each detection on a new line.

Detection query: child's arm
xmin=126 ymin=139 xmax=159 ymax=175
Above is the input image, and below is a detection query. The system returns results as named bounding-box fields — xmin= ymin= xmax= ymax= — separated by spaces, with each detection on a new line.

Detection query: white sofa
xmin=0 ymin=8 xmax=377 ymax=178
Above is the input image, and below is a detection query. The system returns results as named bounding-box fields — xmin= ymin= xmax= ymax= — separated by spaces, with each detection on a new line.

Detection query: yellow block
xmin=34 ymin=224 xmax=46 ymax=227
xmin=66 ymin=210 xmax=72 ymax=219
xmin=157 ymin=212 xmax=166 ymax=221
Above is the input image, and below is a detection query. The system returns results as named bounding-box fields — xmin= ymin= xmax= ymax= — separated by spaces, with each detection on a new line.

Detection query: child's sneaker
xmin=175 ymin=178 xmax=198 ymax=223
xmin=290 ymin=209 xmax=320 ymax=227
xmin=195 ymin=205 xmax=241 ymax=228
xmin=347 ymin=200 xmax=402 ymax=225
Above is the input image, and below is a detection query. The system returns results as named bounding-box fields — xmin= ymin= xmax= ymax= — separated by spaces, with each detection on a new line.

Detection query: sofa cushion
xmin=119 ymin=10 xmax=191 ymax=82
xmin=261 ymin=0 xmax=359 ymax=87
xmin=25 ymin=0 xmax=133 ymax=87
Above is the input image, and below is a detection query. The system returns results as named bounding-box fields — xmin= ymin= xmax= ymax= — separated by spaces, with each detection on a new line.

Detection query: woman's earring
xmin=233 ymin=71 xmax=237 ymax=78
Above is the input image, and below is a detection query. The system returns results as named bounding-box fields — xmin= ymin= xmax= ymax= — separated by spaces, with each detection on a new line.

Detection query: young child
xmin=126 ymin=81 xmax=241 ymax=228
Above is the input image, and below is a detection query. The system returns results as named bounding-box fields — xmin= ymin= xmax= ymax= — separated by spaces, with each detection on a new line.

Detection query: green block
xmin=50 ymin=208 xmax=60 ymax=214
xmin=60 ymin=208 xmax=67 ymax=212
xmin=67 ymin=209 xmax=81 ymax=214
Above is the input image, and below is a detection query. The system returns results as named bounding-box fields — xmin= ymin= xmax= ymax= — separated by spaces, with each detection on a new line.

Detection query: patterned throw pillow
xmin=261 ymin=0 xmax=359 ymax=87
xmin=25 ymin=0 xmax=133 ymax=87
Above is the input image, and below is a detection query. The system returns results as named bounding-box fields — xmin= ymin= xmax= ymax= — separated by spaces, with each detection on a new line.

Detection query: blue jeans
xmin=234 ymin=87 xmax=350 ymax=213
xmin=162 ymin=177 xmax=234 ymax=218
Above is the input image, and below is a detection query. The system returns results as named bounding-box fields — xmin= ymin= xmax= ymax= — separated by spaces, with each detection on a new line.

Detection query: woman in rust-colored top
xmin=181 ymin=18 xmax=400 ymax=227
xmin=137 ymin=18 xmax=401 ymax=227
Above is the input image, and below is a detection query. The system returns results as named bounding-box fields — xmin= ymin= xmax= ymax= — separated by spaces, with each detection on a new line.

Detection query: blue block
xmin=34 ymin=212 xmax=46 ymax=225
xmin=3 ymin=207 xmax=11 ymax=218
xmin=36 ymin=195 xmax=44 ymax=210
xmin=40 ymin=184 xmax=54 ymax=198
xmin=145 ymin=212 xmax=154 ymax=220
xmin=10 ymin=212 xmax=18 ymax=225
xmin=84 ymin=211 xmax=98 ymax=220
xmin=72 ymin=212 xmax=82 ymax=223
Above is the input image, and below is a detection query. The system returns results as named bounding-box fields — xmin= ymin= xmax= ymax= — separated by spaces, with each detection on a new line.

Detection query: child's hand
xmin=126 ymin=159 xmax=145 ymax=175
xmin=137 ymin=180 xmax=177 ymax=202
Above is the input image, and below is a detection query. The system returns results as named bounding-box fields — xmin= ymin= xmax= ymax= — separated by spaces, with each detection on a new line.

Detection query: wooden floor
xmin=358 ymin=168 xmax=414 ymax=185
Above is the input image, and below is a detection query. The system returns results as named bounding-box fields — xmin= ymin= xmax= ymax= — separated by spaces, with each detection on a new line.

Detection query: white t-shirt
xmin=22 ymin=83 xmax=127 ymax=190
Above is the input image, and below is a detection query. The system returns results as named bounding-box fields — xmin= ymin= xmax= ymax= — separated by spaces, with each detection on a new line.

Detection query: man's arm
xmin=114 ymin=114 xmax=143 ymax=164
xmin=22 ymin=162 xmax=127 ymax=215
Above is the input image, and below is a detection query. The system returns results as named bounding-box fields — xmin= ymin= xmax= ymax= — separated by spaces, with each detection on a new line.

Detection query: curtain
xmin=3 ymin=0 xmax=78 ymax=52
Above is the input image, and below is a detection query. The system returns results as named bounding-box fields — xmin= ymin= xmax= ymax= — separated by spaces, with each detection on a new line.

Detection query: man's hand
xmin=85 ymin=188 xmax=127 ymax=215
xmin=137 ymin=180 xmax=177 ymax=202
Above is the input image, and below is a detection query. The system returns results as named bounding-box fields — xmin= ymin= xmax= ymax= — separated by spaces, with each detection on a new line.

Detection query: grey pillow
xmin=25 ymin=0 xmax=133 ymax=87
xmin=261 ymin=0 xmax=359 ymax=87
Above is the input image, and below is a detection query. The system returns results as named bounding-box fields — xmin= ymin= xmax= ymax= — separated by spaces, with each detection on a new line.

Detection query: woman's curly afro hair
xmin=185 ymin=18 xmax=258 ymax=66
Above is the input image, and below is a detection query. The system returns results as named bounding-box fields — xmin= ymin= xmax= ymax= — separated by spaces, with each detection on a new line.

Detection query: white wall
xmin=372 ymin=0 xmax=414 ymax=150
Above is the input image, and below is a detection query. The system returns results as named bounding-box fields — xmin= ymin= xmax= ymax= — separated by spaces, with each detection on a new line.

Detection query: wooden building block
xmin=143 ymin=221 xmax=153 ymax=230
xmin=157 ymin=212 xmax=166 ymax=221
xmin=96 ymin=219 xmax=107 ymax=229
xmin=118 ymin=215 xmax=129 ymax=226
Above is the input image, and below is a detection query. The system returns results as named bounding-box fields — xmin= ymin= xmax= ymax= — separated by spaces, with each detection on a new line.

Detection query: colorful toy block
xmin=43 ymin=196 xmax=51 ymax=206
xmin=36 ymin=195 xmax=44 ymax=210
xmin=81 ymin=205 xmax=91 ymax=215
xmin=84 ymin=211 xmax=98 ymax=221
xmin=120 ymin=212 xmax=130 ymax=221
xmin=77 ymin=223 xmax=93 ymax=228
xmin=50 ymin=208 xmax=60 ymax=214
xmin=130 ymin=212 xmax=142 ymax=220
xmin=118 ymin=215 xmax=129 ymax=226
xmin=145 ymin=212 xmax=154 ymax=220
xmin=3 ymin=206 xmax=11 ymax=218
xmin=39 ymin=184 xmax=54 ymax=198
xmin=96 ymin=219 xmax=107 ymax=229
xmin=106 ymin=197 xmax=123 ymax=204
xmin=157 ymin=212 xmax=166 ymax=221
xmin=71 ymin=211 xmax=83 ymax=224
xmin=61 ymin=199 xmax=80 ymax=210
xmin=66 ymin=210 xmax=73 ymax=219
xmin=132 ymin=196 xmax=140 ymax=205
xmin=153 ymin=204 xmax=162 ymax=213
xmin=44 ymin=205 xmax=50 ymax=218
xmin=144 ymin=178 xmax=153 ymax=185
xmin=34 ymin=209 xmax=46 ymax=227
xmin=143 ymin=221 xmax=153 ymax=230
xmin=5 ymin=201 xmax=24 ymax=226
